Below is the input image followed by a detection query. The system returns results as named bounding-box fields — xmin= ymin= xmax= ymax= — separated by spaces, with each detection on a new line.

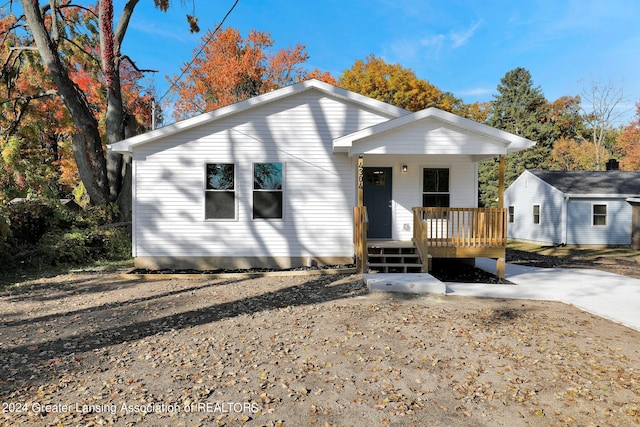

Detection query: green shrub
xmin=5 ymin=199 xmax=56 ymax=243
xmin=1 ymin=199 xmax=131 ymax=275
xmin=34 ymin=227 xmax=131 ymax=267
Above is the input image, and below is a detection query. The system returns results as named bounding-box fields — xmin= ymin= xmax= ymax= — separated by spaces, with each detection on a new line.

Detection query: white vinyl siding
xmin=131 ymin=89 xmax=394 ymax=259
xmin=352 ymin=120 xmax=505 ymax=156
xmin=566 ymin=199 xmax=631 ymax=245
xmin=505 ymin=171 xmax=564 ymax=245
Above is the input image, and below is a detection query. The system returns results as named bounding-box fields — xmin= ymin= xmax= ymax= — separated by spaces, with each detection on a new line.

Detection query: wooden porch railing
xmin=412 ymin=207 xmax=507 ymax=258
xmin=353 ymin=206 xmax=368 ymax=274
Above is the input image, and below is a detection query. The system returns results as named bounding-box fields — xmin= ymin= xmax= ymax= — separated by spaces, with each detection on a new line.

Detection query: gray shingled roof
xmin=529 ymin=170 xmax=640 ymax=195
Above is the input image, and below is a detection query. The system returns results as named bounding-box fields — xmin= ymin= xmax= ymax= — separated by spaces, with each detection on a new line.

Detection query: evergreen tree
xmin=479 ymin=67 xmax=554 ymax=206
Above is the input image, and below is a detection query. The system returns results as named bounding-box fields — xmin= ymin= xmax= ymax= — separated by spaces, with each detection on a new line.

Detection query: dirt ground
xmin=506 ymin=244 xmax=640 ymax=279
xmin=1 ymin=264 xmax=639 ymax=426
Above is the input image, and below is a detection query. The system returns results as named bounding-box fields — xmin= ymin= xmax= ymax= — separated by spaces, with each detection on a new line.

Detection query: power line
xmin=158 ymin=0 xmax=240 ymax=103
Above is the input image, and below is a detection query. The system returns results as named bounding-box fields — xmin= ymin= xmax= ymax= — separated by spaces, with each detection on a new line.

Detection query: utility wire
xmin=158 ymin=0 xmax=240 ymax=103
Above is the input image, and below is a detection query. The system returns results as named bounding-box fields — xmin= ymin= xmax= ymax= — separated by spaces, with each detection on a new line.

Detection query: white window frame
xmin=508 ymin=205 xmax=515 ymax=223
xmin=592 ymin=203 xmax=607 ymax=226
xmin=204 ymin=162 xmax=237 ymax=221
xmin=252 ymin=162 xmax=285 ymax=221
xmin=533 ymin=204 xmax=541 ymax=225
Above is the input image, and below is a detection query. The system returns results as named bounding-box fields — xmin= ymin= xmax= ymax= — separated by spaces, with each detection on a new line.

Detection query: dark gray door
xmin=363 ymin=167 xmax=392 ymax=238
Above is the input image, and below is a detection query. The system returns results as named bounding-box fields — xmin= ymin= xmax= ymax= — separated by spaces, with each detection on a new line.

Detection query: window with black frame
xmin=423 ymin=168 xmax=450 ymax=220
xmin=205 ymin=163 xmax=235 ymax=220
xmin=253 ymin=163 xmax=283 ymax=219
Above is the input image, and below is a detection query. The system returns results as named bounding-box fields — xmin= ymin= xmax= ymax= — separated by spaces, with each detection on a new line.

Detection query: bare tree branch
xmin=120 ymin=55 xmax=157 ymax=73
xmin=579 ymin=77 xmax=630 ymax=169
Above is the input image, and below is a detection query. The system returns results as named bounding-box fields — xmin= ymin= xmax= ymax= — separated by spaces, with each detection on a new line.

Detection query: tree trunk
xmin=100 ymin=0 xmax=125 ymax=201
xmin=20 ymin=0 xmax=110 ymax=205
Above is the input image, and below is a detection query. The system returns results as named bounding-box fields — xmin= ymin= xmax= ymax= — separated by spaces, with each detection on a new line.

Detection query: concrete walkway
xmin=365 ymin=259 xmax=640 ymax=332
xmin=451 ymin=258 xmax=640 ymax=332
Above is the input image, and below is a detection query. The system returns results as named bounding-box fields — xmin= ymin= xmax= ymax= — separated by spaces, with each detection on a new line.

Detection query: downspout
xmin=561 ymin=195 xmax=568 ymax=246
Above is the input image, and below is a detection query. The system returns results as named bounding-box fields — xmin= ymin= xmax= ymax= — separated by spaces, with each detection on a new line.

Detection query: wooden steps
xmin=367 ymin=241 xmax=424 ymax=273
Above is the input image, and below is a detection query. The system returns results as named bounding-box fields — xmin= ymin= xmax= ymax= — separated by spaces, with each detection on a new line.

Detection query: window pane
xmin=423 ymin=169 xmax=437 ymax=192
xmin=593 ymin=205 xmax=607 ymax=215
xmin=593 ymin=215 xmax=606 ymax=226
xmin=207 ymin=164 xmax=234 ymax=190
xmin=253 ymin=191 xmax=283 ymax=219
xmin=509 ymin=206 xmax=515 ymax=223
xmin=423 ymin=194 xmax=450 ymax=208
xmin=423 ymin=168 xmax=449 ymax=192
xmin=254 ymin=163 xmax=282 ymax=190
xmin=365 ymin=169 xmax=386 ymax=186
xmin=438 ymin=169 xmax=449 ymax=192
xmin=205 ymin=191 xmax=235 ymax=219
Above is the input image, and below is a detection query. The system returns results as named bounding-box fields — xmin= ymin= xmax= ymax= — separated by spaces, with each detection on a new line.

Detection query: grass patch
xmin=0 ymin=258 xmax=133 ymax=291
xmin=508 ymin=241 xmax=640 ymax=262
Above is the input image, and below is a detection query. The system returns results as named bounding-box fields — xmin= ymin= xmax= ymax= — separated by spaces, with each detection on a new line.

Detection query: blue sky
xmin=123 ymin=0 xmax=639 ymax=123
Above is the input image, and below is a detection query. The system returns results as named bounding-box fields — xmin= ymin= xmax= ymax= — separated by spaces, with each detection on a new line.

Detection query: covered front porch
xmin=336 ymin=107 xmax=534 ymax=281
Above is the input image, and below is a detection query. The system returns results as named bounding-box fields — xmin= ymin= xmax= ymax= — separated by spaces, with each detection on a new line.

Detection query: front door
xmin=363 ymin=167 xmax=392 ymax=238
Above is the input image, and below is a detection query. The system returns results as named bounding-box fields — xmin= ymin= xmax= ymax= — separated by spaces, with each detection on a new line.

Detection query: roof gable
xmin=109 ymin=79 xmax=409 ymax=153
xmin=530 ymin=170 xmax=640 ymax=196
xmin=333 ymin=107 xmax=535 ymax=157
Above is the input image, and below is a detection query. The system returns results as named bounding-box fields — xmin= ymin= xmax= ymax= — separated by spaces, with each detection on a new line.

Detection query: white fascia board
xmin=565 ymin=193 xmax=640 ymax=199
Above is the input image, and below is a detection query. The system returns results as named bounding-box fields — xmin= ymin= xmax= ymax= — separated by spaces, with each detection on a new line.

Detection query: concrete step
xmin=364 ymin=273 xmax=446 ymax=294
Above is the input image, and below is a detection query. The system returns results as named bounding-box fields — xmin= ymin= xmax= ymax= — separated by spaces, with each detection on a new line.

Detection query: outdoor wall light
xmin=402 ymin=164 xmax=408 ymax=173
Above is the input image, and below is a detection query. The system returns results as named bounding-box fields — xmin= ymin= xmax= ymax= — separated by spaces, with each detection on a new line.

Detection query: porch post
xmin=497 ymin=155 xmax=506 ymax=280
xmin=498 ymin=155 xmax=505 ymax=209
xmin=355 ymin=154 xmax=367 ymax=274
xmin=358 ymin=154 xmax=364 ymax=207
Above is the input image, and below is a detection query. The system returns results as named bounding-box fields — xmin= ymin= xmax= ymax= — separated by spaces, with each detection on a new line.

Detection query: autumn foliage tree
xmin=617 ymin=103 xmax=640 ymax=170
xmin=172 ymin=27 xmax=335 ymax=120
xmin=9 ymin=0 xmax=209 ymax=220
xmin=1 ymin=6 xmax=153 ymax=206
xmin=1 ymin=11 xmax=74 ymax=202
xmin=339 ymin=55 xmax=463 ymax=113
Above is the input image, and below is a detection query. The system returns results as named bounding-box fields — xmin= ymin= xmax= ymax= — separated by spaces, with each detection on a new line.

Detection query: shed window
xmin=508 ymin=206 xmax=515 ymax=223
xmin=533 ymin=204 xmax=540 ymax=224
xmin=205 ymin=163 xmax=235 ymax=219
xmin=593 ymin=204 xmax=607 ymax=226
xmin=253 ymin=163 xmax=283 ymax=219
xmin=422 ymin=168 xmax=450 ymax=208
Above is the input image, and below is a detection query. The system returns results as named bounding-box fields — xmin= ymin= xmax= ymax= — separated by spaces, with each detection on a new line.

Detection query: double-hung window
xmin=533 ymin=204 xmax=541 ymax=225
xmin=253 ymin=163 xmax=283 ymax=219
xmin=423 ymin=168 xmax=450 ymax=208
xmin=205 ymin=163 xmax=235 ymax=220
xmin=508 ymin=206 xmax=515 ymax=223
xmin=593 ymin=204 xmax=607 ymax=226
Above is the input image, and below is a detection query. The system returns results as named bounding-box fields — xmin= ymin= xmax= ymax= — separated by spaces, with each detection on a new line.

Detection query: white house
xmin=505 ymin=169 xmax=640 ymax=246
xmin=108 ymin=79 xmax=534 ymax=274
